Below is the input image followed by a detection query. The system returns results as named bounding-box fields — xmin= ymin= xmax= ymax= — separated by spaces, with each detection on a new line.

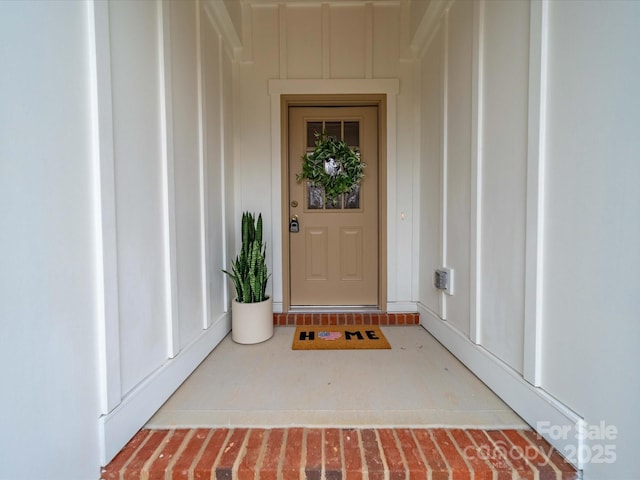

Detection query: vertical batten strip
xmin=158 ymin=0 xmax=180 ymax=357
xmin=196 ymin=0 xmax=211 ymax=329
xmin=523 ymin=0 xmax=549 ymax=387
xmin=203 ymin=1 xmax=231 ymax=312
xmin=365 ymin=2 xmax=374 ymax=79
xmin=322 ymin=4 xmax=331 ymax=79
xmin=469 ymin=0 xmax=484 ymax=345
xmin=241 ymin=0 xmax=253 ymax=62
xmin=411 ymin=60 xmax=422 ymax=304
xmin=268 ymin=91 xmax=283 ymax=311
xmin=386 ymin=90 xmax=399 ymax=309
xmin=220 ymin=34 xmax=231 ymax=312
xmin=440 ymin=11 xmax=449 ymax=321
xmin=279 ymin=4 xmax=287 ymax=79
xmin=87 ymin=0 xmax=122 ymax=417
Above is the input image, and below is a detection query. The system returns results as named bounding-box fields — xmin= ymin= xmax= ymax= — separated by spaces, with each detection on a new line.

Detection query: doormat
xmin=292 ymin=325 xmax=391 ymax=350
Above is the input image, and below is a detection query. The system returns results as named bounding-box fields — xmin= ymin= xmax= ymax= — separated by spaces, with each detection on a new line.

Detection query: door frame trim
xmin=268 ymin=79 xmax=399 ymax=313
xmin=280 ymin=94 xmax=388 ymax=312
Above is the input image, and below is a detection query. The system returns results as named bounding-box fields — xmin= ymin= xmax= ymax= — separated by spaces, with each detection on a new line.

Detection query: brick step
xmin=100 ymin=427 xmax=578 ymax=480
xmin=274 ymin=312 xmax=420 ymax=326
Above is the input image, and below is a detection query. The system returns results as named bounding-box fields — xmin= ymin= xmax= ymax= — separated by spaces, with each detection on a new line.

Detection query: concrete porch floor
xmin=147 ymin=325 xmax=527 ymax=429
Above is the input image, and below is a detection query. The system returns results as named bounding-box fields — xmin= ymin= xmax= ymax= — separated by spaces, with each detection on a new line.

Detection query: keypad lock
xmin=289 ymin=215 xmax=299 ymax=233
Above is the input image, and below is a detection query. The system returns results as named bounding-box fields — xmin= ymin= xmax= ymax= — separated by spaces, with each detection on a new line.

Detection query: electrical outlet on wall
xmin=434 ymin=267 xmax=454 ymax=296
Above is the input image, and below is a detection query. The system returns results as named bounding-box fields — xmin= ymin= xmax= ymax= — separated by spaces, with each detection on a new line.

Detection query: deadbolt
xmin=291 ymin=200 xmax=298 ymax=207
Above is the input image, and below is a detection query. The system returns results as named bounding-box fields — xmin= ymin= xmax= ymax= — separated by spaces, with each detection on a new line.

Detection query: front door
xmin=288 ymin=106 xmax=379 ymax=307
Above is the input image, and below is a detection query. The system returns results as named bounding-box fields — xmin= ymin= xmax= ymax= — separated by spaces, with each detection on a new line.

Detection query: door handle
xmin=289 ymin=215 xmax=299 ymax=233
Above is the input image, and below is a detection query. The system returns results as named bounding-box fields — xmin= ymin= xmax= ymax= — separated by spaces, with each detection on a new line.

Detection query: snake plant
xmin=223 ymin=212 xmax=270 ymax=303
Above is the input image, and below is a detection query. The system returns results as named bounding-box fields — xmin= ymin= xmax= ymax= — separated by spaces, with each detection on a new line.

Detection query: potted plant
xmin=223 ymin=212 xmax=273 ymax=344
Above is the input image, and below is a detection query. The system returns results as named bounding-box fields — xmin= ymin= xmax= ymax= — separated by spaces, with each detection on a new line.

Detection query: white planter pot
xmin=231 ymin=297 xmax=274 ymax=344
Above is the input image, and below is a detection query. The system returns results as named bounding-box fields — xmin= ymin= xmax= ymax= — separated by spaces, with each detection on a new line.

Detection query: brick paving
xmin=100 ymin=427 xmax=578 ymax=480
xmin=273 ymin=312 xmax=420 ymax=326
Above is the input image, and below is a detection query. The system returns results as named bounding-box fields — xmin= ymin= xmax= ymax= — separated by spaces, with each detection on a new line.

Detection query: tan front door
xmin=288 ymin=106 xmax=379 ymax=307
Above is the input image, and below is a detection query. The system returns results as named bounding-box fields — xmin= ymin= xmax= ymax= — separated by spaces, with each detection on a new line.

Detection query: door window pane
xmin=325 ymin=195 xmax=342 ymax=209
xmin=307 ymin=122 xmax=323 ymax=147
xmin=344 ymin=184 xmax=360 ymax=209
xmin=324 ymin=121 xmax=341 ymax=141
xmin=307 ymin=183 xmax=323 ymax=209
xmin=344 ymin=121 xmax=359 ymax=147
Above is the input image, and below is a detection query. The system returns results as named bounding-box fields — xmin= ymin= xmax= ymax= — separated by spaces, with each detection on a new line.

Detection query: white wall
xmin=418 ymin=22 xmax=443 ymax=317
xmin=0 ymin=0 xmax=238 ymax=477
xmin=541 ymin=2 xmax=640 ymax=479
xmin=415 ymin=1 xmax=640 ymax=478
xmin=202 ymin=4 xmax=233 ymax=324
xmin=478 ymin=0 xmax=529 ymax=372
xmin=238 ymin=1 xmax=417 ymax=311
xmin=169 ymin=0 xmax=207 ymax=349
xmin=443 ymin=0 xmax=473 ymax=336
xmin=108 ymin=0 xmax=169 ymax=396
xmin=0 ymin=2 xmax=101 ymax=478
xmin=97 ymin=0 xmax=238 ymax=464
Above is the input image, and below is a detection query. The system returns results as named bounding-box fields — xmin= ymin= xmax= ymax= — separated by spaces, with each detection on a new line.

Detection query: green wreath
xmin=296 ymin=132 xmax=366 ymax=203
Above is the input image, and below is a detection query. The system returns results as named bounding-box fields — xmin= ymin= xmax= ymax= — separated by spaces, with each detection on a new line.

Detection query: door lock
xmin=289 ymin=215 xmax=300 ymax=233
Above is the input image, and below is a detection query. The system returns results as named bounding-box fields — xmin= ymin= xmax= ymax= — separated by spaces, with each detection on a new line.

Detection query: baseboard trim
xmin=98 ymin=312 xmax=231 ymax=465
xmin=418 ymin=303 xmax=584 ymax=469
xmin=386 ymin=301 xmax=418 ymax=313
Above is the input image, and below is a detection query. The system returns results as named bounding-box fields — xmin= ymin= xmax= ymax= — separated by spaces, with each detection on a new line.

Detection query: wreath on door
xmin=296 ymin=132 xmax=366 ymax=203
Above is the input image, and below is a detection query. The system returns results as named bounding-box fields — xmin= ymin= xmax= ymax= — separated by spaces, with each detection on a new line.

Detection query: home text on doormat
xmin=292 ymin=325 xmax=391 ymax=350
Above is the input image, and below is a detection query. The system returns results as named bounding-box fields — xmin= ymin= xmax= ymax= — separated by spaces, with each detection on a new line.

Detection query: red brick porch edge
xmin=101 ymin=427 xmax=578 ymax=480
xmin=273 ymin=312 xmax=420 ymax=326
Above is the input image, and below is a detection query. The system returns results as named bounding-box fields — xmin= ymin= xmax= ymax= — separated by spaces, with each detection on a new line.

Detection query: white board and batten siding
xmin=92 ymin=0 xmax=238 ymax=466
xmin=2 ymin=1 xmax=638 ymax=479
xmin=415 ymin=2 xmax=640 ymax=479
